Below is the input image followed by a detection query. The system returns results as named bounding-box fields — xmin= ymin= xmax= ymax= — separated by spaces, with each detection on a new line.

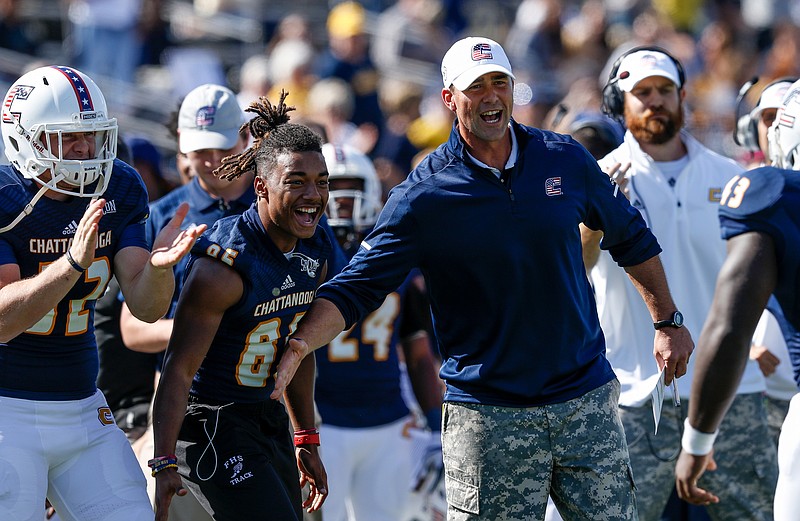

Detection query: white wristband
xmin=681 ymin=418 xmax=718 ymax=455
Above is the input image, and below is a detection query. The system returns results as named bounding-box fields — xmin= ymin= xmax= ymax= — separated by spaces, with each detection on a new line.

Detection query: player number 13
xmin=719 ymin=175 xmax=751 ymax=209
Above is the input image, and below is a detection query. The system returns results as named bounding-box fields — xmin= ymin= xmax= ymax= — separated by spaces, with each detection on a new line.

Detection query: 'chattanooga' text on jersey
xmin=253 ymin=290 xmax=315 ymax=317
xmin=29 ymin=230 xmax=113 ymax=254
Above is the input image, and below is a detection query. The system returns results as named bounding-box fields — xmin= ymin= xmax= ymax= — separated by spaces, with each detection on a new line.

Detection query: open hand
xmin=297 ymin=445 xmax=328 ymax=513
xmin=150 ymin=202 xmax=207 ymax=269
xmin=675 ymin=450 xmax=719 ymax=506
xmin=270 ymin=337 xmax=310 ymax=399
xmin=69 ymin=198 xmax=106 ymax=268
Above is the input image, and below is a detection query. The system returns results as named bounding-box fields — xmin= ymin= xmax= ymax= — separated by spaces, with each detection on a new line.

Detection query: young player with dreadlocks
xmin=151 ymin=92 xmax=331 ymax=521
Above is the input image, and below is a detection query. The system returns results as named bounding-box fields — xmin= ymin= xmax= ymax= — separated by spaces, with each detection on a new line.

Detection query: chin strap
xmin=0 ymin=183 xmax=49 ymax=233
xmin=0 ymin=171 xmax=68 ymax=234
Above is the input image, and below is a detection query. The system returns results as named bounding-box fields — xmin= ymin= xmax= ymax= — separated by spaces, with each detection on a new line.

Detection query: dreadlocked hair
xmin=214 ymin=90 xmax=322 ymax=181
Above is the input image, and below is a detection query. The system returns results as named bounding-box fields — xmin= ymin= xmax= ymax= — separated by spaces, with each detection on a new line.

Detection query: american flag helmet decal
xmin=51 ymin=66 xmax=95 ymax=112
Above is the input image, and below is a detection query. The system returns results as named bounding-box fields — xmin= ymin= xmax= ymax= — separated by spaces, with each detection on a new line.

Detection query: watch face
xmin=674 ymin=311 xmax=684 ymax=327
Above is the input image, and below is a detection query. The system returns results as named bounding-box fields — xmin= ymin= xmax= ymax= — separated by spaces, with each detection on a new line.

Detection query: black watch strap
xmin=654 ymin=310 xmax=684 ymax=330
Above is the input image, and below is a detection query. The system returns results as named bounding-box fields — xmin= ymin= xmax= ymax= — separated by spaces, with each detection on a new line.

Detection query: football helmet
xmin=1 ymin=65 xmax=117 ymax=197
xmin=768 ymin=79 xmax=800 ymax=170
xmin=321 ymin=143 xmax=382 ymax=232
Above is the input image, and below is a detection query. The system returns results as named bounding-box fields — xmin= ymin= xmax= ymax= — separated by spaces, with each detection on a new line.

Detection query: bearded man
xmin=579 ymin=47 xmax=777 ymax=521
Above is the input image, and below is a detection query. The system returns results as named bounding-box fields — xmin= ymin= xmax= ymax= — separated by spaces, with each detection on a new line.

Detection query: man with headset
xmin=735 ymin=77 xmax=797 ymax=168
xmin=581 ymin=47 xmax=777 ymax=520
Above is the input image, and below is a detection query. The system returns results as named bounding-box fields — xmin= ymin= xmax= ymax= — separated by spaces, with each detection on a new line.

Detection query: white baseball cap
xmin=614 ymin=49 xmax=682 ymax=93
xmin=178 ymin=84 xmax=246 ymax=154
xmin=751 ymin=80 xmax=794 ymax=119
xmin=441 ymin=37 xmax=515 ymax=91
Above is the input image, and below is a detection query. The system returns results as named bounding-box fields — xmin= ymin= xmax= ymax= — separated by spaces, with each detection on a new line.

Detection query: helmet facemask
xmin=327 ymin=185 xmax=376 ymax=232
xmin=20 ymin=117 xmax=118 ymax=197
xmin=321 ymin=144 xmax=383 ymax=236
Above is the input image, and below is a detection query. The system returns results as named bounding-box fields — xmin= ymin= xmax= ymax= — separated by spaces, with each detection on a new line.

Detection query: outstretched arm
xmin=676 ymin=231 xmax=776 ymax=505
xmin=116 ymin=202 xmax=206 ymax=323
xmin=624 ymin=255 xmax=694 ymax=385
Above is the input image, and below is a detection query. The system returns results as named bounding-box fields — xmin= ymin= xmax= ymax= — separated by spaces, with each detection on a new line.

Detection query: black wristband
xmin=65 ymin=250 xmax=86 ymax=273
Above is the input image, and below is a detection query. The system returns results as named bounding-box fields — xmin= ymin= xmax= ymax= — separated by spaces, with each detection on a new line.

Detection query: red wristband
xmin=293 ymin=432 xmax=320 ymax=446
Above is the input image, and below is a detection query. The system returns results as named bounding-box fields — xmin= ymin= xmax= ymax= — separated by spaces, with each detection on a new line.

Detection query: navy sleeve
xmin=317 ymin=187 xmax=419 ymax=328
xmin=0 ymin=236 xmax=16 ymax=265
xmin=719 ymin=167 xmax=785 ymax=241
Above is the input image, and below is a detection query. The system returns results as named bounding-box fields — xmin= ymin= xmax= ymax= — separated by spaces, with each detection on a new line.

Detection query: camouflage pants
xmin=442 ymin=379 xmax=637 ymax=521
xmin=765 ymin=395 xmax=791 ymax=447
xmin=621 ymin=392 xmax=777 ymax=521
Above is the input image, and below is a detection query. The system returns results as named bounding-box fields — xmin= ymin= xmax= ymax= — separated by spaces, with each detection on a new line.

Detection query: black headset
xmin=733 ymin=76 xmax=798 ymax=152
xmin=601 ymin=46 xmax=686 ymax=121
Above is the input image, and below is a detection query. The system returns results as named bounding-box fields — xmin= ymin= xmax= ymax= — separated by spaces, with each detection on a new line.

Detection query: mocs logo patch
xmin=97 ymin=407 xmax=115 ymax=426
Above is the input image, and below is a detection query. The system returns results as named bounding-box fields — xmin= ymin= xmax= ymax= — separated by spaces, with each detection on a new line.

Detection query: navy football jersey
xmin=146 ymin=177 xmax=255 ymax=319
xmin=314 ymin=274 xmax=417 ymax=428
xmin=719 ymin=166 xmax=800 ymax=385
xmin=187 ymin=205 xmax=331 ymax=403
xmin=0 ymin=161 xmax=149 ymax=400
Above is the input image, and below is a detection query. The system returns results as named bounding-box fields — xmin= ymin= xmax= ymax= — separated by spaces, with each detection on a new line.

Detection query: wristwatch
xmin=654 ymin=310 xmax=684 ymax=330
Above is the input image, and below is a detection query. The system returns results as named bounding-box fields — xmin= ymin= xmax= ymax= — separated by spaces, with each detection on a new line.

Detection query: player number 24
xmin=328 ymin=292 xmax=400 ymax=362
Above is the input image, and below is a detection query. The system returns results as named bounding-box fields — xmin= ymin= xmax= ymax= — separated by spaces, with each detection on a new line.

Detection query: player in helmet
xmin=769 ymin=84 xmax=800 ymax=170
xmin=676 ymin=79 xmax=800 ymax=521
xmin=0 ymin=65 xmax=118 ymax=233
xmin=0 ymin=65 xmax=206 ymax=520
xmin=729 ymin=77 xmax=799 ymax=450
xmin=315 ymin=143 xmax=444 ymax=521
xmin=322 ymin=142 xmax=383 ymax=254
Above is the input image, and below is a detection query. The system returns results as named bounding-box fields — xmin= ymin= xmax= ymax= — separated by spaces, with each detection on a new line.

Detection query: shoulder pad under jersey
xmin=719 ymin=166 xmax=785 ymax=218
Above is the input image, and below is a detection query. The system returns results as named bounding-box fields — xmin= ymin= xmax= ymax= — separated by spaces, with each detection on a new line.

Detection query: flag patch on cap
xmin=195 ymin=106 xmax=216 ymax=128
xmin=472 ymin=43 xmax=492 ymax=61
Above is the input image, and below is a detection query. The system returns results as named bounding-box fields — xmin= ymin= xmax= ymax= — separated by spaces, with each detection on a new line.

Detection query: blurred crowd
xmin=2 ymin=2 xmax=798 ymax=520
xmin=2 ymin=0 xmax=800 ymax=186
